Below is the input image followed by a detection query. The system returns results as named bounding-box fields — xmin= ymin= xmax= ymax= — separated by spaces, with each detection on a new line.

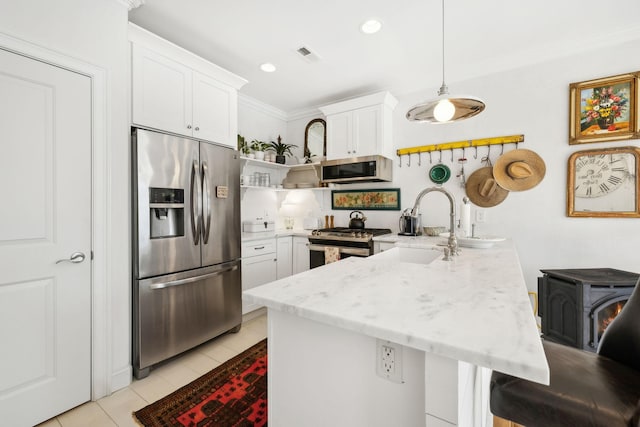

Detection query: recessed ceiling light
xmin=260 ymin=63 xmax=276 ymax=73
xmin=360 ymin=19 xmax=382 ymax=34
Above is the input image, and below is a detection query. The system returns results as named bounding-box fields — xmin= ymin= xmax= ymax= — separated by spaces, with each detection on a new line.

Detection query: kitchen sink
xmin=373 ymin=245 xmax=442 ymax=265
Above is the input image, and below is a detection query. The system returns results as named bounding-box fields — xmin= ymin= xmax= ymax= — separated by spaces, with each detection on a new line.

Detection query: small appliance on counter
xmin=398 ymin=209 xmax=422 ymax=236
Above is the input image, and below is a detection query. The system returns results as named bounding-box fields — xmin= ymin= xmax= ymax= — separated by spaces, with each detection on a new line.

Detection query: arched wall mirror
xmin=304 ymin=118 xmax=326 ymax=160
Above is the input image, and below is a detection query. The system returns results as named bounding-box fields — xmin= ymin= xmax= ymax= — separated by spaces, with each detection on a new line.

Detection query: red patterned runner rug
xmin=133 ymin=339 xmax=267 ymax=427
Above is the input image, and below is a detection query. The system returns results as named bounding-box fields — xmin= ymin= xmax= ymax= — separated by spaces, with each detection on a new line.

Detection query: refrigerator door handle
xmin=190 ymin=159 xmax=201 ymax=245
xmin=201 ymin=161 xmax=212 ymax=244
xmin=148 ymin=263 xmax=239 ymax=290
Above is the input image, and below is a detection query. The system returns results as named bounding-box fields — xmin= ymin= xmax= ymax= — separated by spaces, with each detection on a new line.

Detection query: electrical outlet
xmin=382 ymin=345 xmax=395 ymax=375
xmin=376 ymin=339 xmax=403 ymax=383
xmin=475 ymin=209 xmax=486 ymax=223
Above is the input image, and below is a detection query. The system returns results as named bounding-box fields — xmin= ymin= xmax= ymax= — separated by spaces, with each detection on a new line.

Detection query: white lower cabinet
xmin=241 ymin=239 xmax=277 ymax=314
xmin=276 ymin=236 xmax=293 ymax=279
xmin=241 ymin=235 xmax=310 ymax=313
xmin=293 ymin=236 xmax=310 ymax=274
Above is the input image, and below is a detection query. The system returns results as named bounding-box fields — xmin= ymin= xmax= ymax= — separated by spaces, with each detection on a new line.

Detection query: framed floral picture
xmin=569 ymin=72 xmax=640 ymax=145
xmin=331 ymin=189 xmax=401 ymax=210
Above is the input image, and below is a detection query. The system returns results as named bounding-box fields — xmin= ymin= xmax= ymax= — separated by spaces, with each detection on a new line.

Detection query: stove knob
xmin=350 ymin=231 xmax=356 ymax=237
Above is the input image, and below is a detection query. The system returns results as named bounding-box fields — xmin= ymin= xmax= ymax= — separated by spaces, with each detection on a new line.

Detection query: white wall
xmin=286 ymin=112 xmax=323 ymax=160
xmin=330 ymin=38 xmax=640 ymax=293
xmin=0 ymin=0 xmax=131 ymax=395
xmin=240 ymin=105 xmax=332 ymax=229
xmin=238 ymin=95 xmax=288 ymax=154
xmin=238 ymin=96 xmax=290 ymax=224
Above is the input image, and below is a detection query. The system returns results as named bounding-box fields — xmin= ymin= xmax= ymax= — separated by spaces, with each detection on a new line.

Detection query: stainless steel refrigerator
xmin=131 ymin=128 xmax=241 ymax=379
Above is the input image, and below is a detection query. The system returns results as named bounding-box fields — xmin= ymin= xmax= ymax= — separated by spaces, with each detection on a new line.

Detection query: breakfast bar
xmin=244 ymin=239 xmax=549 ymax=426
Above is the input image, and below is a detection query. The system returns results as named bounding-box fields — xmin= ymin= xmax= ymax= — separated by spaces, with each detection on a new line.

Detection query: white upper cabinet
xmin=320 ymin=91 xmax=398 ymax=160
xmin=129 ymin=24 xmax=247 ymax=148
xmin=192 ymin=71 xmax=237 ymax=144
xmin=131 ymin=44 xmax=193 ymax=137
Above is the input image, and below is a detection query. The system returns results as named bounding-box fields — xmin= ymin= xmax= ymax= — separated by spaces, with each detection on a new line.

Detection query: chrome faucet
xmin=411 ymin=186 xmax=458 ymax=257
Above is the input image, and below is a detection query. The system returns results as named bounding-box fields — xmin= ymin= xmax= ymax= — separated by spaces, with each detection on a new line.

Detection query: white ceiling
xmin=129 ymin=0 xmax=640 ymax=115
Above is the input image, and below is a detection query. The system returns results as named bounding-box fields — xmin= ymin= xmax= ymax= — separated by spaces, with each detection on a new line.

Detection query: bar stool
xmin=490 ymin=279 xmax=640 ymax=426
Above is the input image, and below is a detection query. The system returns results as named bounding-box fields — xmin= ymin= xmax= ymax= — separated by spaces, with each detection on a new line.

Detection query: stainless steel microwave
xmin=320 ymin=155 xmax=393 ymax=183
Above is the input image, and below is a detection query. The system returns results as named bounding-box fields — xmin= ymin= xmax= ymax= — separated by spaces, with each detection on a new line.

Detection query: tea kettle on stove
xmin=349 ymin=211 xmax=367 ymax=229
xmin=398 ymin=209 xmax=422 ymax=236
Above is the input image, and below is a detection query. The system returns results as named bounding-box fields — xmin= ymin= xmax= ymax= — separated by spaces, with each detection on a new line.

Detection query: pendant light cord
xmin=438 ymin=0 xmax=448 ymax=96
xmin=441 ymin=0 xmax=445 ymax=86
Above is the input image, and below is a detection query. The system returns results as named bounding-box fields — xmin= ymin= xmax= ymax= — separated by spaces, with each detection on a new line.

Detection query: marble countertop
xmin=373 ymin=233 xmax=442 ymax=245
xmin=244 ymin=239 xmax=549 ymax=385
xmin=241 ymin=229 xmax=311 ymax=242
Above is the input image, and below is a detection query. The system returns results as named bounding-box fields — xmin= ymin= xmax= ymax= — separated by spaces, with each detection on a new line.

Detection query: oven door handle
xmin=308 ymin=244 xmax=370 ymax=257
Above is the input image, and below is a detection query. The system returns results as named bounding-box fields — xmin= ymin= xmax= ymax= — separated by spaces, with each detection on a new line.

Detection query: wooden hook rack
xmin=396 ymin=134 xmax=524 ymax=157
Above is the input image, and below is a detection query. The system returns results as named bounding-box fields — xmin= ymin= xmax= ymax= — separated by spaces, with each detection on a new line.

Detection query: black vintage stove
xmin=538 ymin=268 xmax=639 ymax=352
xmin=308 ymin=227 xmax=392 ymax=268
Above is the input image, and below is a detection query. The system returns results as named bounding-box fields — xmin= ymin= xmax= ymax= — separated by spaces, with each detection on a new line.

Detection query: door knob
xmin=56 ymin=252 xmax=86 ymax=264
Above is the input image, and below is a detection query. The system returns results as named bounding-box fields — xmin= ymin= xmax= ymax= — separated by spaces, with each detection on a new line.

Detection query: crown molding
xmin=238 ymin=94 xmax=328 ymax=122
xmin=239 ymin=94 xmax=288 ymax=121
xmin=286 ymin=107 xmax=324 ymax=122
xmin=115 ymin=0 xmax=144 ymax=10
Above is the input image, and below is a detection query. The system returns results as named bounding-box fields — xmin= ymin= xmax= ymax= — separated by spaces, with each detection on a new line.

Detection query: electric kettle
xmin=398 ymin=209 xmax=422 ymax=236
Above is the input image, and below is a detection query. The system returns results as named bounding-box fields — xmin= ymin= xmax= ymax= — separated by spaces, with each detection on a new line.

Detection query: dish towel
xmin=324 ymin=247 xmax=340 ymax=264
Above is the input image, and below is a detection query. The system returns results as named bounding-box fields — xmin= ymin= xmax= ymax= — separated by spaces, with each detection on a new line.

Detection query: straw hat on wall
xmin=493 ymin=149 xmax=546 ymax=191
xmin=465 ymin=167 xmax=509 ymax=207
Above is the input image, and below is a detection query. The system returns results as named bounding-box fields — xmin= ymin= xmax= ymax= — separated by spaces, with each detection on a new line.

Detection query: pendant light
xmin=406 ymin=0 xmax=485 ymax=123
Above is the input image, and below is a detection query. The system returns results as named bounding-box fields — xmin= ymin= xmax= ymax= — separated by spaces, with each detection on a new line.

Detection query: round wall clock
xmin=567 ymin=146 xmax=640 ymax=217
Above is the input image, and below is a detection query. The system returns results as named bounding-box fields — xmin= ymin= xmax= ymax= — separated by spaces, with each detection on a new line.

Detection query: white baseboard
xmin=109 ymin=365 xmax=133 ymax=394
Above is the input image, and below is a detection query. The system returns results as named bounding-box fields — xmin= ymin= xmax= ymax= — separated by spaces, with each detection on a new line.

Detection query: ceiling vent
xmin=295 ymin=45 xmax=321 ymax=63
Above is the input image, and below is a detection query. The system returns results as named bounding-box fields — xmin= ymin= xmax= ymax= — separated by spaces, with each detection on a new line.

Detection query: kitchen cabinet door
xmin=326 ymin=106 xmax=386 ymax=160
xmin=293 ymin=236 xmax=310 ymax=274
xmin=352 ymin=104 xmax=383 ymax=157
xmin=326 ymin=112 xmax=353 ymax=160
xmin=132 ymin=44 xmax=193 ymax=137
xmin=276 ymin=236 xmax=293 ymax=279
xmin=192 ymin=71 xmax=237 ymax=148
xmin=241 ymin=252 xmax=276 ymax=314
xmin=131 ymin=43 xmax=238 ymax=148
xmin=321 ymin=91 xmax=397 ymax=160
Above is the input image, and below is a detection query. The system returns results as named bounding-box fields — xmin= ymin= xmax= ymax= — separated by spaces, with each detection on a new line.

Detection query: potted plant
xmin=250 ymin=139 xmax=269 ymax=161
xmin=237 ymin=134 xmax=250 ymax=157
xmin=268 ymin=135 xmax=297 ymax=164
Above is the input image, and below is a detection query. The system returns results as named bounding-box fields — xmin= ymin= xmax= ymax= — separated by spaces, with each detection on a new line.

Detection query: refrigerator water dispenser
xmin=149 ymin=187 xmax=184 ymax=239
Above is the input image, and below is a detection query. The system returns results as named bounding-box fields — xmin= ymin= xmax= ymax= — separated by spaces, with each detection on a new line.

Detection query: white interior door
xmin=0 ymin=48 xmax=92 ymax=426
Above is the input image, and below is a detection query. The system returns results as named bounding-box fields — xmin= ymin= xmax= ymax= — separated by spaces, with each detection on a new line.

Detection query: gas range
xmin=307 ymin=227 xmax=392 ymax=269
xmin=309 ymin=227 xmax=392 ymax=244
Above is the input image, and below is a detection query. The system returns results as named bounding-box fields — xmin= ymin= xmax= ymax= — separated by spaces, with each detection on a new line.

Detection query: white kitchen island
xmin=244 ymin=239 xmax=548 ymax=426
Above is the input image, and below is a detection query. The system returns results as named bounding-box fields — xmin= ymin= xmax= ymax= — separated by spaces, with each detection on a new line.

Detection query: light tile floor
xmin=36 ymin=312 xmax=267 ymax=427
